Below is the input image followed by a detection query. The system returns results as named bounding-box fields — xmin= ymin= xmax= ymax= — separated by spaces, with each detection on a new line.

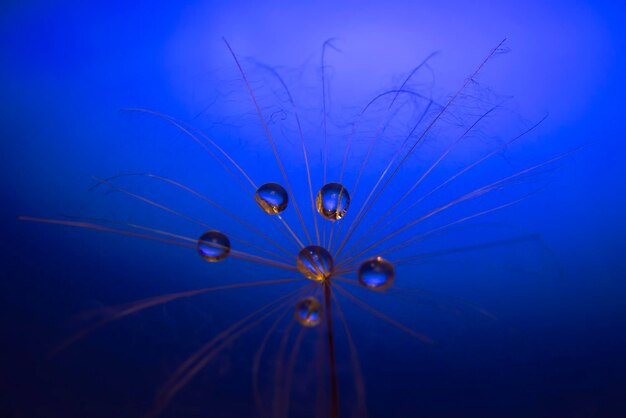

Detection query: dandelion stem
xmin=324 ymin=280 xmax=340 ymax=418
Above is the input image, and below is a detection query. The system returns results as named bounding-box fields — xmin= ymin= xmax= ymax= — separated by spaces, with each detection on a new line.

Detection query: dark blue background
xmin=1 ymin=1 xmax=625 ymax=417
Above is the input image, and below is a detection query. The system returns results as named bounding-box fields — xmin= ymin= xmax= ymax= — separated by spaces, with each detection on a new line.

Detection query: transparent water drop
xmin=295 ymin=297 xmax=322 ymax=327
xmin=296 ymin=246 xmax=333 ymax=281
xmin=197 ymin=231 xmax=231 ymax=262
xmin=358 ymin=257 xmax=395 ymax=290
xmin=255 ymin=182 xmax=288 ymax=214
xmin=316 ymin=183 xmax=350 ymax=221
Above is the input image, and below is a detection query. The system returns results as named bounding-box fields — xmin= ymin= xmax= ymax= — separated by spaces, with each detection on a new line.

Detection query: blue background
xmin=1 ymin=0 xmax=625 ymax=417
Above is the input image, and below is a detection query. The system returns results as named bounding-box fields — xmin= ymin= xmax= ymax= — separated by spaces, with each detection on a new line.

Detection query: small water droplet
xmin=358 ymin=257 xmax=395 ymax=290
xmin=316 ymin=183 xmax=350 ymax=221
xmin=295 ymin=297 xmax=322 ymax=327
xmin=255 ymin=183 xmax=288 ymax=214
xmin=296 ymin=246 xmax=333 ymax=281
xmin=197 ymin=231 xmax=231 ymax=262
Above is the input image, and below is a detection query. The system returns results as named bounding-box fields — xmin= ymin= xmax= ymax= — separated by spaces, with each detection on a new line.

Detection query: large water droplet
xmin=316 ymin=183 xmax=350 ymax=221
xmin=296 ymin=246 xmax=333 ymax=281
xmin=358 ymin=257 xmax=395 ymax=290
xmin=255 ymin=182 xmax=288 ymax=214
xmin=197 ymin=231 xmax=231 ymax=262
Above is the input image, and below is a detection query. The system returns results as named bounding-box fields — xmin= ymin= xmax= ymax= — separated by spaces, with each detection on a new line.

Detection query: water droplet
xmin=197 ymin=231 xmax=230 ymax=262
xmin=255 ymin=182 xmax=288 ymax=214
xmin=316 ymin=183 xmax=350 ymax=221
xmin=295 ymin=297 xmax=322 ymax=327
xmin=358 ymin=257 xmax=395 ymax=290
xmin=296 ymin=246 xmax=333 ymax=281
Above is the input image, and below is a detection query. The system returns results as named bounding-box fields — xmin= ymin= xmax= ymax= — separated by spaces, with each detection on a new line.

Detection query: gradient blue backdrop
xmin=1 ymin=1 xmax=625 ymax=417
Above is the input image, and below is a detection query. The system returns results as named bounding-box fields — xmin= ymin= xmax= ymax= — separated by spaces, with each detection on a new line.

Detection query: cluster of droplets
xmin=195 ymin=180 xmax=395 ymax=327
